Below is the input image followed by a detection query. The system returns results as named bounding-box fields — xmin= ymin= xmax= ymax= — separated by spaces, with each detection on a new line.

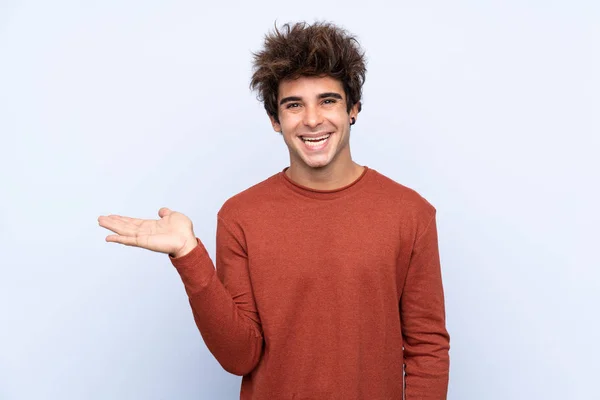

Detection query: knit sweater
xmin=170 ymin=166 xmax=450 ymax=399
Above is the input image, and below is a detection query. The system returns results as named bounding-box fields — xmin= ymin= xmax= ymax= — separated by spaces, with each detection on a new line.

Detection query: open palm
xmin=98 ymin=207 xmax=195 ymax=256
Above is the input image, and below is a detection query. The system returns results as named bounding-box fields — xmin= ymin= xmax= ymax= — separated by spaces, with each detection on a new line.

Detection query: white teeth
xmin=301 ymin=133 xmax=331 ymax=142
xmin=303 ymin=134 xmax=330 ymax=148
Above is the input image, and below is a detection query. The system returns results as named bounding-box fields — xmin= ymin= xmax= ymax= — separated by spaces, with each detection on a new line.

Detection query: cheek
xmin=328 ymin=109 xmax=350 ymax=124
xmin=279 ymin=115 xmax=301 ymax=133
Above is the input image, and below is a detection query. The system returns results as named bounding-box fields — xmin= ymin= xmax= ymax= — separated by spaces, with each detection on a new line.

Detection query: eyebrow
xmin=279 ymin=92 xmax=343 ymax=105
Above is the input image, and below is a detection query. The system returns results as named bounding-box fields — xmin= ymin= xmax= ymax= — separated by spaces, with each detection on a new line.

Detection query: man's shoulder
xmin=369 ymin=168 xmax=436 ymax=221
xmin=216 ymin=170 xmax=281 ymax=222
xmin=370 ymin=169 xmax=435 ymax=209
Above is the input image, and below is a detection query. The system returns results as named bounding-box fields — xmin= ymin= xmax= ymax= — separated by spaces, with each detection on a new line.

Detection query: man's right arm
xmin=170 ymin=215 xmax=263 ymax=376
xmin=400 ymin=211 xmax=450 ymax=399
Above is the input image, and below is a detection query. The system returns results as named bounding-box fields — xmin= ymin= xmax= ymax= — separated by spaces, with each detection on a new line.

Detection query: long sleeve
xmin=400 ymin=212 xmax=450 ymax=399
xmin=169 ymin=215 xmax=264 ymax=376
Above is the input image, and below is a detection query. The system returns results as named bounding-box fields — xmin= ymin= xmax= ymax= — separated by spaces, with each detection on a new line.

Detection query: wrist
xmin=172 ymin=236 xmax=198 ymax=258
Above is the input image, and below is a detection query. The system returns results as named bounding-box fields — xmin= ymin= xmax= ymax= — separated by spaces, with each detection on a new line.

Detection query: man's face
xmin=270 ymin=75 xmax=359 ymax=171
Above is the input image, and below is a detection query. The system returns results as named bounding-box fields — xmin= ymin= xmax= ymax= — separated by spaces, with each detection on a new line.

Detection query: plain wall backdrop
xmin=1 ymin=0 xmax=598 ymax=399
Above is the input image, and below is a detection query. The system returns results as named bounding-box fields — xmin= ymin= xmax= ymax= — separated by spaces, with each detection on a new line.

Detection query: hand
xmin=98 ymin=207 xmax=197 ymax=258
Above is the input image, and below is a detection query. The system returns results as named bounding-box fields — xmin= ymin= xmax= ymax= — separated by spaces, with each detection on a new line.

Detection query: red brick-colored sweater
xmin=170 ymin=166 xmax=450 ymax=399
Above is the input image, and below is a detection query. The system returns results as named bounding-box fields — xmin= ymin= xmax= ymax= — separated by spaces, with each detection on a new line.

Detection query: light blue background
xmin=1 ymin=0 xmax=598 ymax=399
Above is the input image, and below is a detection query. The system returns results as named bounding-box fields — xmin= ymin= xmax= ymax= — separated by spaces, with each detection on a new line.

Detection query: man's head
xmin=250 ymin=21 xmax=367 ymax=171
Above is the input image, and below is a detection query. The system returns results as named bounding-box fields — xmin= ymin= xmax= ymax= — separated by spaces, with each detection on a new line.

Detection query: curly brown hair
xmin=250 ymin=21 xmax=367 ymax=123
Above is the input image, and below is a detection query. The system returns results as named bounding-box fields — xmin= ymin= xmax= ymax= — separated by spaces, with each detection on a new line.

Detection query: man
xmin=98 ymin=21 xmax=450 ymax=399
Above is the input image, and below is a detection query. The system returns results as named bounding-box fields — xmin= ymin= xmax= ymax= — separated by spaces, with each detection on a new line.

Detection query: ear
xmin=349 ymin=101 xmax=360 ymax=123
xmin=269 ymin=113 xmax=282 ymax=133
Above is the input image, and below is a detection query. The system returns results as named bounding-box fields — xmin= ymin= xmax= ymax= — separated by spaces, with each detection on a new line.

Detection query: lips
xmin=299 ymin=132 xmax=332 ymax=141
xmin=299 ymin=132 xmax=332 ymax=151
xmin=300 ymin=133 xmax=331 ymax=142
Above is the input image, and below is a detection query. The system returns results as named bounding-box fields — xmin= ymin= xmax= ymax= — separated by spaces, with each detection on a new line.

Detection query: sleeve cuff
xmin=169 ymin=238 xmax=215 ymax=291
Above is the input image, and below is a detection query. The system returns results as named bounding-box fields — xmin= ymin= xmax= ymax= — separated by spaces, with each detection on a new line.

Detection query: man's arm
xmin=170 ymin=214 xmax=263 ymax=376
xmin=400 ymin=211 xmax=450 ymax=399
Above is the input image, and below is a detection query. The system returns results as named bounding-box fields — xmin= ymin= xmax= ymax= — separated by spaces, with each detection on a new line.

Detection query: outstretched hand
xmin=98 ymin=207 xmax=197 ymax=258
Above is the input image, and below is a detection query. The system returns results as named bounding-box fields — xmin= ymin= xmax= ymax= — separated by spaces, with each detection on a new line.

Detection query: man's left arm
xmin=401 ymin=211 xmax=450 ymax=399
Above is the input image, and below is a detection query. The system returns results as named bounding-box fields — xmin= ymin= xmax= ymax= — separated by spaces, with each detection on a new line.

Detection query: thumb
xmin=158 ymin=207 xmax=172 ymax=218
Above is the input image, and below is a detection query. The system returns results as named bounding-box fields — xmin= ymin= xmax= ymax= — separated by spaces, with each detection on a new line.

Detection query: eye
xmin=286 ymin=102 xmax=301 ymax=109
xmin=322 ymin=98 xmax=337 ymax=105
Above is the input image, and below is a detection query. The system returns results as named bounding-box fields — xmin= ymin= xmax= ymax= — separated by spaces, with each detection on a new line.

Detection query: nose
xmin=302 ymin=104 xmax=323 ymax=128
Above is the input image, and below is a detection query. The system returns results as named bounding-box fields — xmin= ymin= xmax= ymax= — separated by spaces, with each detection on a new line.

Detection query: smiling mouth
xmin=299 ymin=133 xmax=332 ymax=151
xmin=300 ymin=133 xmax=331 ymax=142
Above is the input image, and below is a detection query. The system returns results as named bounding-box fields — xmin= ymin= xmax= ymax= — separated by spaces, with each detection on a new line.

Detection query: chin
xmin=306 ymin=161 xmax=331 ymax=170
xmin=301 ymin=154 xmax=334 ymax=169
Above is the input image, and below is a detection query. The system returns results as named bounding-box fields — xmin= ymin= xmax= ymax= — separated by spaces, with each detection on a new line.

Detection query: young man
xmin=98 ymin=21 xmax=450 ymax=399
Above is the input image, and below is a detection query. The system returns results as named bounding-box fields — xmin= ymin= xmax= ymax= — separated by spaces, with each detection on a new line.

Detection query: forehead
xmin=278 ymin=75 xmax=345 ymax=99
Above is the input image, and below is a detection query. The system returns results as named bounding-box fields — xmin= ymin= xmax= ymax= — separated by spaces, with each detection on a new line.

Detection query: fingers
xmin=98 ymin=214 xmax=130 ymax=223
xmin=107 ymin=214 xmax=140 ymax=224
xmin=99 ymin=213 xmax=160 ymax=226
xmin=158 ymin=207 xmax=172 ymax=218
xmin=113 ymin=215 xmax=144 ymax=226
xmin=106 ymin=234 xmax=146 ymax=247
xmin=98 ymin=216 xmax=138 ymax=236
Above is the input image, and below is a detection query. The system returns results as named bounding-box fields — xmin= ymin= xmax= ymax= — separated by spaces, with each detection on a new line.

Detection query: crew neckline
xmin=278 ymin=165 xmax=372 ymax=200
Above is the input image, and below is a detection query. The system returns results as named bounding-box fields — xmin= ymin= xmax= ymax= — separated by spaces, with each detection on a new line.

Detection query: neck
xmin=285 ymin=158 xmax=364 ymax=191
